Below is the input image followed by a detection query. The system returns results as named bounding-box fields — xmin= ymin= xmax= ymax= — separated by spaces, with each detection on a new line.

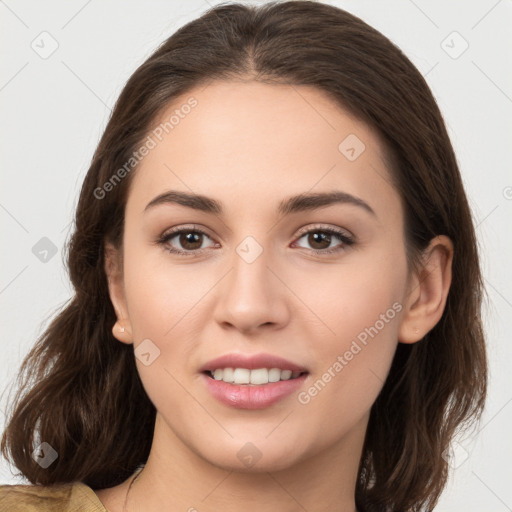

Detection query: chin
xmin=198 ymin=439 xmax=304 ymax=474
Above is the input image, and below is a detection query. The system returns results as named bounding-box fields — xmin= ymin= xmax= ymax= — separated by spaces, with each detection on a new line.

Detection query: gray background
xmin=1 ymin=0 xmax=511 ymax=510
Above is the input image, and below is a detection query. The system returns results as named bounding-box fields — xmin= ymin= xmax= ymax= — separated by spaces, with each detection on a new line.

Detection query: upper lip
xmin=200 ymin=353 xmax=308 ymax=373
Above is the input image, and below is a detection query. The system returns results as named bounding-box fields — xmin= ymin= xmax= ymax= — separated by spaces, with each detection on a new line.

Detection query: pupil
xmin=181 ymin=232 xmax=202 ymax=250
xmin=178 ymin=231 xmax=332 ymax=251
xmin=310 ymin=232 xmax=330 ymax=249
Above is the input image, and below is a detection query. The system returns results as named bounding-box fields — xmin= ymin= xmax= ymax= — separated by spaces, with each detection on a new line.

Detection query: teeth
xmin=212 ymin=369 xmax=224 ymax=380
xmin=268 ymin=368 xmax=281 ymax=382
xmin=210 ymin=368 xmax=302 ymax=385
xmin=250 ymin=368 xmax=268 ymax=385
xmin=223 ymin=367 xmax=234 ymax=382
xmin=281 ymin=369 xmax=292 ymax=380
xmin=233 ymin=368 xmax=250 ymax=384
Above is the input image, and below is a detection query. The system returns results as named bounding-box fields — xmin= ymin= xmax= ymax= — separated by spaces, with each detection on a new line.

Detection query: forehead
xmin=126 ymin=80 xmax=401 ymax=222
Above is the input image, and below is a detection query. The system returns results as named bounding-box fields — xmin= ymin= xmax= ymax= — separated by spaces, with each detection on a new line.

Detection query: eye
xmin=156 ymin=224 xmax=355 ymax=257
xmin=292 ymin=225 xmax=354 ymax=255
xmin=156 ymin=225 xmax=217 ymax=257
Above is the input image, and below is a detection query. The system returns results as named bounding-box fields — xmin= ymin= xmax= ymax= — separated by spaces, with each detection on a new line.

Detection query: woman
xmin=0 ymin=1 xmax=487 ymax=511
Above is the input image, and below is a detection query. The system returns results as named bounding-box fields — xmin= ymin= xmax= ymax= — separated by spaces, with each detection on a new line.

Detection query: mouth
xmin=203 ymin=368 xmax=308 ymax=386
xmin=201 ymin=369 xmax=309 ymax=409
xmin=199 ymin=353 xmax=309 ymax=408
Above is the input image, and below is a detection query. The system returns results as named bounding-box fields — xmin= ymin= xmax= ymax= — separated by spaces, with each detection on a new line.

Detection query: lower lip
xmin=202 ymin=372 xmax=308 ymax=409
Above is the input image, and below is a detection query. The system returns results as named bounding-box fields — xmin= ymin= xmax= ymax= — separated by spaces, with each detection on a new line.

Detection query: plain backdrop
xmin=1 ymin=1 xmax=511 ymax=510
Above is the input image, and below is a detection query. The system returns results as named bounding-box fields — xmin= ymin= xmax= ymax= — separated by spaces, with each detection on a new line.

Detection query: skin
xmin=97 ymin=80 xmax=453 ymax=512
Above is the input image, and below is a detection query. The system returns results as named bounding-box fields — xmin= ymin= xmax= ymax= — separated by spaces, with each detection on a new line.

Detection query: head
xmin=1 ymin=2 xmax=487 ymax=511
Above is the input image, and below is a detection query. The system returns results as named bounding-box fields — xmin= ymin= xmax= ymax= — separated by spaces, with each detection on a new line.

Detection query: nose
xmin=212 ymin=239 xmax=291 ymax=334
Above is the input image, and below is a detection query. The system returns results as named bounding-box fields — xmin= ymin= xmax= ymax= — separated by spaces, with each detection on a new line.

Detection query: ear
xmin=104 ymin=241 xmax=133 ymax=345
xmin=398 ymin=235 xmax=454 ymax=344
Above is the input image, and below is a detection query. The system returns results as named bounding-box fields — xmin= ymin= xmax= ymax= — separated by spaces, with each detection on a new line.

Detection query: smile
xmin=202 ymin=371 xmax=309 ymax=409
xmin=207 ymin=367 xmax=305 ymax=385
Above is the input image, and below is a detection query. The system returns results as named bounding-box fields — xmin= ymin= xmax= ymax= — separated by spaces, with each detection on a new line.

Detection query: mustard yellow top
xmin=0 ymin=480 xmax=108 ymax=511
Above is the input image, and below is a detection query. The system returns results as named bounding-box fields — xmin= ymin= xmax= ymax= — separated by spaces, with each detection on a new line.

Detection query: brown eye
xmin=157 ymin=227 xmax=216 ymax=256
xmin=177 ymin=231 xmax=204 ymax=251
xmin=307 ymin=232 xmax=333 ymax=250
xmin=157 ymin=225 xmax=354 ymax=257
xmin=294 ymin=227 xmax=354 ymax=254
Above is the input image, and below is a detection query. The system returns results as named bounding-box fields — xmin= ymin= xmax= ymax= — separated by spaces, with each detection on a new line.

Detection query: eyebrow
xmin=144 ymin=189 xmax=376 ymax=217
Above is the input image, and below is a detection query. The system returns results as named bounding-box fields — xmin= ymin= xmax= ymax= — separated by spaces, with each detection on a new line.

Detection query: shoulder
xmin=0 ymin=480 xmax=107 ymax=511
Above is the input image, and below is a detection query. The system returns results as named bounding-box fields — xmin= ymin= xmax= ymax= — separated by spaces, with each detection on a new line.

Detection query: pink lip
xmin=199 ymin=352 xmax=308 ymax=372
xmin=202 ymin=372 xmax=308 ymax=409
xmin=199 ymin=353 xmax=309 ymax=409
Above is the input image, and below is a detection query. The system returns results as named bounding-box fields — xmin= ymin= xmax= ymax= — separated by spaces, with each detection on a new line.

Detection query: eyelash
xmin=156 ymin=224 xmax=355 ymax=258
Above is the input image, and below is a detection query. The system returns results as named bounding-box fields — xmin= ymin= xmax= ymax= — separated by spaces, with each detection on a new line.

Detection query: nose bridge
xmin=213 ymin=230 xmax=289 ymax=330
xmin=229 ymin=232 xmax=276 ymax=302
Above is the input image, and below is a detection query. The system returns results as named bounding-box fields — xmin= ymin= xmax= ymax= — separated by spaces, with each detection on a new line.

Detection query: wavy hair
xmin=1 ymin=2 xmax=487 ymax=510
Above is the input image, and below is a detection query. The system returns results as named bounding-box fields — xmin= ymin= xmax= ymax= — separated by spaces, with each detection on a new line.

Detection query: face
xmin=108 ymin=80 xmax=412 ymax=473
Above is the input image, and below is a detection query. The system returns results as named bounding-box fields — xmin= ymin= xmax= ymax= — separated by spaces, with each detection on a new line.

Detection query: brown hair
xmin=1 ymin=1 xmax=487 ymax=510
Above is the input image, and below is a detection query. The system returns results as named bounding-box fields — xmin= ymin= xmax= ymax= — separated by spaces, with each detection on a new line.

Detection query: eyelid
xmin=291 ymin=224 xmax=355 ymax=254
xmin=294 ymin=223 xmax=353 ymax=239
xmin=156 ymin=223 xmax=355 ymax=256
xmin=159 ymin=223 xmax=354 ymax=241
xmin=156 ymin=224 xmax=217 ymax=249
xmin=160 ymin=223 xmax=211 ymax=238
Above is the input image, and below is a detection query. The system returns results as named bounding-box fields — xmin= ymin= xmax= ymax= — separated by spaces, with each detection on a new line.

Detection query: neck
xmin=125 ymin=412 xmax=367 ymax=512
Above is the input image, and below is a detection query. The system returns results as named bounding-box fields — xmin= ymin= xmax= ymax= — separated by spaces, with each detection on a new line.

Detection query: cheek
xmin=292 ymin=253 xmax=405 ymax=419
xmin=291 ymin=248 xmax=406 ymax=346
xmin=123 ymin=237 xmax=202 ymax=336
xmin=122 ymin=258 xmax=202 ymax=414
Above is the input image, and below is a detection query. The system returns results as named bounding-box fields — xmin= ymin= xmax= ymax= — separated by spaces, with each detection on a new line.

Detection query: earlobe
xmin=112 ymin=320 xmax=133 ymax=344
xmin=104 ymin=242 xmax=134 ymax=345
xmin=398 ymin=235 xmax=454 ymax=344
